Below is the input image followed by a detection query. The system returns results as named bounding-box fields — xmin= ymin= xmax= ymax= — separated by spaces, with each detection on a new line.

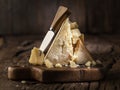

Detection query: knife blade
xmin=39 ymin=6 xmax=71 ymax=53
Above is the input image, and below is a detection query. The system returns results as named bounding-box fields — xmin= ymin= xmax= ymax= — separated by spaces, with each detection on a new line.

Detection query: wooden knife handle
xmin=50 ymin=6 xmax=71 ymax=33
xmin=8 ymin=66 xmax=33 ymax=80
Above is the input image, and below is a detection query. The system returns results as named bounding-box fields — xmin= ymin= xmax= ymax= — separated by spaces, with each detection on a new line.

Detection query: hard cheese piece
xmin=73 ymin=39 xmax=95 ymax=65
xmin=45 ymin=18 xmax=95 ymax=68
xmin=29 ymin=47 xmax=44 ymax=65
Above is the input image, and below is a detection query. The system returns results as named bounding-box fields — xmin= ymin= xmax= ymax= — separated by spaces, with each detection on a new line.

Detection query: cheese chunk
xmin=29 ymin=47 xmax=44 ymax=65
xmin=55 ymin=63 xmax=62 ymax=68
xmin=46 ymin=18 xmax=73 ymax=65
xmin=45 ymin=18 xmax=96 ymax=67
xmin=69 ymin=61 xmax=79 ymax=68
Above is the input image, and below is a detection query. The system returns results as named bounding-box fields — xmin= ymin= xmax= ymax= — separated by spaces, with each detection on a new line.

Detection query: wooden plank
xmin=87 ymin=0 xmax=113 ymax=33
xmin=106 ymin=60 xmax=120 ymax=80
xmin=103 ymin=0 xmax=113 ymax=33
xmin=74 ymin=83 xmax=82 ymax=90
xmin=114 ymin=80 xmax=120 ymax=90
xmin=112 ymin=0 xmax=120 ymax=33
xmin=87 ymin=0 xmax=104 ymax=33
xmin=99 ymin=81 xmax=106 ymax=90
xmin=80 ymin=83 xmax=89 ymax=90
xmin=89 ymin=82 xmax=99 ymax=90
xmin=12 ymin=0 xmax=57 ymax=35
xmin=0 ymin=0 xmax=12 ymax=34
xmin=105 ymin=80 xmax=115 ymax=90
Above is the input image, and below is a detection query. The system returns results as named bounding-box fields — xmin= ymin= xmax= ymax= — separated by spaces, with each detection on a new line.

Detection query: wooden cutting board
xmin=8 ymin=65 xmax=105 ymax=83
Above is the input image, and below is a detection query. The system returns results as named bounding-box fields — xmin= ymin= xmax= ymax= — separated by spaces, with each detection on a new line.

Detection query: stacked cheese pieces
xmin=29 ymin=18 xmax=96 ymax=68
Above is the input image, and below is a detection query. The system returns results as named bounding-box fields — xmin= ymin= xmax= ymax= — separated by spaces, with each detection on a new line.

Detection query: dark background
xmin=0 ymin=0 xmax=120 ymax=35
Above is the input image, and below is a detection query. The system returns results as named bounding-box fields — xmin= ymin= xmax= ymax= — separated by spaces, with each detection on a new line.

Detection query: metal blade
xmin=39 ymin=30 xmax=54 ymax=52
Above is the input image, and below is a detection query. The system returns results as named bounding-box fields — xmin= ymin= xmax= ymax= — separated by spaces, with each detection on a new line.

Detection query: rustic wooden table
xmin=0 ymin=35 xmax=120 ymax=90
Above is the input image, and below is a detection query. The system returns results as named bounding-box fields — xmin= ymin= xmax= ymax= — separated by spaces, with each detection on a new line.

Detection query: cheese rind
xmin=73 ymin=39 xmax=94 ymax=64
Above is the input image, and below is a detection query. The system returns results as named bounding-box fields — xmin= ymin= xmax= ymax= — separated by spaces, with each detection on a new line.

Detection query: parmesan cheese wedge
xmin=45 ymin=18 xmax=96 ymax=68
xmin=29 ymin=18 xmax=96 ymax=68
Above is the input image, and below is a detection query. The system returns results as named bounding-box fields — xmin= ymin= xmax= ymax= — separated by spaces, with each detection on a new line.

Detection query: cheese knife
xmin=39 ymin=6 xmax=71 ymax=53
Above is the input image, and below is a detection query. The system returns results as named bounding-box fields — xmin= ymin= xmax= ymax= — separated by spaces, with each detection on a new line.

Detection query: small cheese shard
xmin=44 ymin=59 xmax=53 ymax=68
xmin=55 ymin=63 xmax=62 ymax=68
xmin=29 ymin=47 xmax=44 ymax=65
xmin=85 ymin=61 xmax=92 ymax=67
xmin=69 ymin=61 xmax=79 ymax=68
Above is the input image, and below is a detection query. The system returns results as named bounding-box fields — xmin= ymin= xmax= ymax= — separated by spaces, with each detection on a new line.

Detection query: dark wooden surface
xmin=0 ymin=35 xmax=120 ymax=90
xmin=0 ymin=0 xmax=120 ymax=34
xmin=8 ymin=66 xmax=104 ymax=82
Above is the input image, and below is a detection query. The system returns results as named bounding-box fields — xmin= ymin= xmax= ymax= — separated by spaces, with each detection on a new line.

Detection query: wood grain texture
xmin=0 ymin=35 xmax=120 ymax=90
xmin=0 ymin=0 xmax=12 ymax=34
xmin=87 ymin=0 xmax=120 ymax=34
xmin=12 ymin=0 xmax=57 ymax=35
xmin=0 ymin=0 xmax=120 ymax=34
xmin=8 ymin=66 xmax=104 ymax=82
xmin=57 ymin=0 xmax=87 ymax=33
xmin=112 ymin=0 xmax=120 ymax=33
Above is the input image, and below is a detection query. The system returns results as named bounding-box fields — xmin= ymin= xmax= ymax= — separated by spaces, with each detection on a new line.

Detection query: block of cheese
xmin=29 ymin=47 xmax=44 ymax=65
xmin=29 ymin=18 xmax=96 ymax=68
xmin=45 ymin=18 xmax=96 ymax=68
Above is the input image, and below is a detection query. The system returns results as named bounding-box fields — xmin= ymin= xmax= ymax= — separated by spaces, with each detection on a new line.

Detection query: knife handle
xmin=50 ymin=6 xmax=71 ymax=33
xmin=8 ymin=66 xmax=33 ymax=80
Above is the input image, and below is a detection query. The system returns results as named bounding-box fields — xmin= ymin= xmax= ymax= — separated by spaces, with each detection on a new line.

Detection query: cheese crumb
xmin=85 ymin=60 xmax=96 ymax=67
xmin=44 ymin=59 xmax=53 ymax=68
xmin=69 ymin=61 xmax=79 ymax=68
xmin=70 ymin=22 xmax=78 ymax=29
xmin=85 ymin=61 xmax=91 ymax=67
xmin=55 ymin=63 xmax=62 ymax=68
xmin=92 ymin=60 xmax=96 ymax=66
